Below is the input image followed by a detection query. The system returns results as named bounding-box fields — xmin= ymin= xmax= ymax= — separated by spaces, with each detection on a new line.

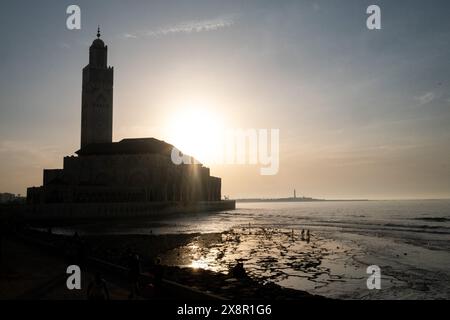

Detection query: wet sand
xmin=0 ymin=228 xmax=326 ymax=300
xmin=10 ymin=224 xmax=446 ymax=300
xmin=81 ymin=230 xmax=327 ymax=299
xmin=159 ymin=227 xmax=368 ymax=297
xmin=78 ymin=226 xmax=366 ymax=299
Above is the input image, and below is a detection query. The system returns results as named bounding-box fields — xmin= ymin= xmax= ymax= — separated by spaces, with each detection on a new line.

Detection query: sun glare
xmin=166 ymin=107 xmax=225 ymax=164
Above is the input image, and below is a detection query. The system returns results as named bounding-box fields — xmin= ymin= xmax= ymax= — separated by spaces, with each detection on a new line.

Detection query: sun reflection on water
xmin=190 ymin=259 xmax=210 ymax=269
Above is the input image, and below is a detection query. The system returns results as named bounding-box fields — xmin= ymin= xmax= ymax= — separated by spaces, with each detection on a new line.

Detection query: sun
xmin=165 ymin=107 xmax=225 ymax=165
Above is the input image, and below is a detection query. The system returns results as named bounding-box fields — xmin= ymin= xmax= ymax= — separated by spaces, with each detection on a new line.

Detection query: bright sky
xmin=1 ymin=0 xmax=450 ymax=199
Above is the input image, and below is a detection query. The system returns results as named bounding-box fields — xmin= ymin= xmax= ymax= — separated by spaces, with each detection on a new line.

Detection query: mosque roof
xmin=75 ymin=138 xmax=199 ymax=164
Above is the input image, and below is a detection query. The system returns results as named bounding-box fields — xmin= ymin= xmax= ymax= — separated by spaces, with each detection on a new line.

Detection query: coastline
xmin=0 ymin=200 xmax=236 ymax=222
xmin=3 ymin=200 xmax=448 ymax=300
xmin=236 ymin=198 xmax=369 ymax=203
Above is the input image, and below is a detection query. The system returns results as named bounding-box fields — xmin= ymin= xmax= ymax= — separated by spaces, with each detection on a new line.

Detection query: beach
xmin=36 ymin=200 xmax=450 ymax=300
xmin=1 ymin=200 xmax=449 ymax=300
xmin=0 ymin=227 xmax=325 ymax=300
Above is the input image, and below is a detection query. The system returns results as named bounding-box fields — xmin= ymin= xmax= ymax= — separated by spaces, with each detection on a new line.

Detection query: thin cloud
xmin=148 ymin=15 xmax=236 ymax=37
xmin=415 ymin=91 xmax=436 ymax=105
xmin=121 ymin=33 xmax=138 ymax=39
xmin=120 ymin=14 xmax=237 ymax=40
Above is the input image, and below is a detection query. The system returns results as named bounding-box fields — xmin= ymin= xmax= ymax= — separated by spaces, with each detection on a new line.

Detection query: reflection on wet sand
xmin=160 ymin=226 xmax=371 ymax=298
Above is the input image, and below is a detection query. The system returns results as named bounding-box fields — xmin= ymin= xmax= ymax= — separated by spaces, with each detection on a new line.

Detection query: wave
xmin=413 ymin=217 xmax=450 ymax=223
xmin=237 ymin=219 xmax=450 ymax=235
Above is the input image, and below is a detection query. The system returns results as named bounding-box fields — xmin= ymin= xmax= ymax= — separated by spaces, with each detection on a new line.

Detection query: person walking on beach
xmin=301 ymin=229 xmax=305 ymax=241
xmin=87 ymin=272 xmax=110 ymax=300
xmin=306 ymin=230 xmax=311 ymax=243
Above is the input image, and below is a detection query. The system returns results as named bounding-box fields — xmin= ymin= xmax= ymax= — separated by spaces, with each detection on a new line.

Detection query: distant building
xmin=27 ymin=29 xmax=221 ymax=205
xmin=0 ymin=193 xmax=16 ymax=203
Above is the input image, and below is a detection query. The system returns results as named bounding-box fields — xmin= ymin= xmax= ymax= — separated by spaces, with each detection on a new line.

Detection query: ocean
xmin=53 ymin=200 xmax=450 ymax=299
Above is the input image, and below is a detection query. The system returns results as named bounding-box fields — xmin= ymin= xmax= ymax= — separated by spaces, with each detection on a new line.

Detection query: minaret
xmin=80 ymin=26 xmax=114 ymax=148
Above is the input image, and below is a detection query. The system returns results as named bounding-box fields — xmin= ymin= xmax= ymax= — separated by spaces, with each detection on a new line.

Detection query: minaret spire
xmin=81 ymin=26 xmax=113 ymax=148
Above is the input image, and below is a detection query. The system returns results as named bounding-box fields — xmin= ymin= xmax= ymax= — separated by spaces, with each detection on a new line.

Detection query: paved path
xmin=0 ymin=238 xmax=130 ymax=300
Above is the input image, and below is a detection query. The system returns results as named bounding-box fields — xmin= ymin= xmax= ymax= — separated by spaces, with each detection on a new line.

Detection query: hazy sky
xmin=1 ymin=0 xmax=450 ymax=199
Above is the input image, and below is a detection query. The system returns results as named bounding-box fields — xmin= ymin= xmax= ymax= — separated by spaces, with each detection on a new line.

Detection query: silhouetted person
xmin=153 ymin=257 xmax=164 ymax=291
xmin=231 ymin=262 xmax=247 ymax=279
xmin=127 ymin=250 xmax=141 ymax=299
xmin=0 ymin=224 xmax=3 ymax=266
xmin=306 ymin=230 xmax=310 ymax=243
xmin=301 ymin=229 xmax=305 ymax=241
xmin=87 ymin=272 xmax=110 ymax=300
xmin=71 ymin=232 xmax=86 ymax=267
